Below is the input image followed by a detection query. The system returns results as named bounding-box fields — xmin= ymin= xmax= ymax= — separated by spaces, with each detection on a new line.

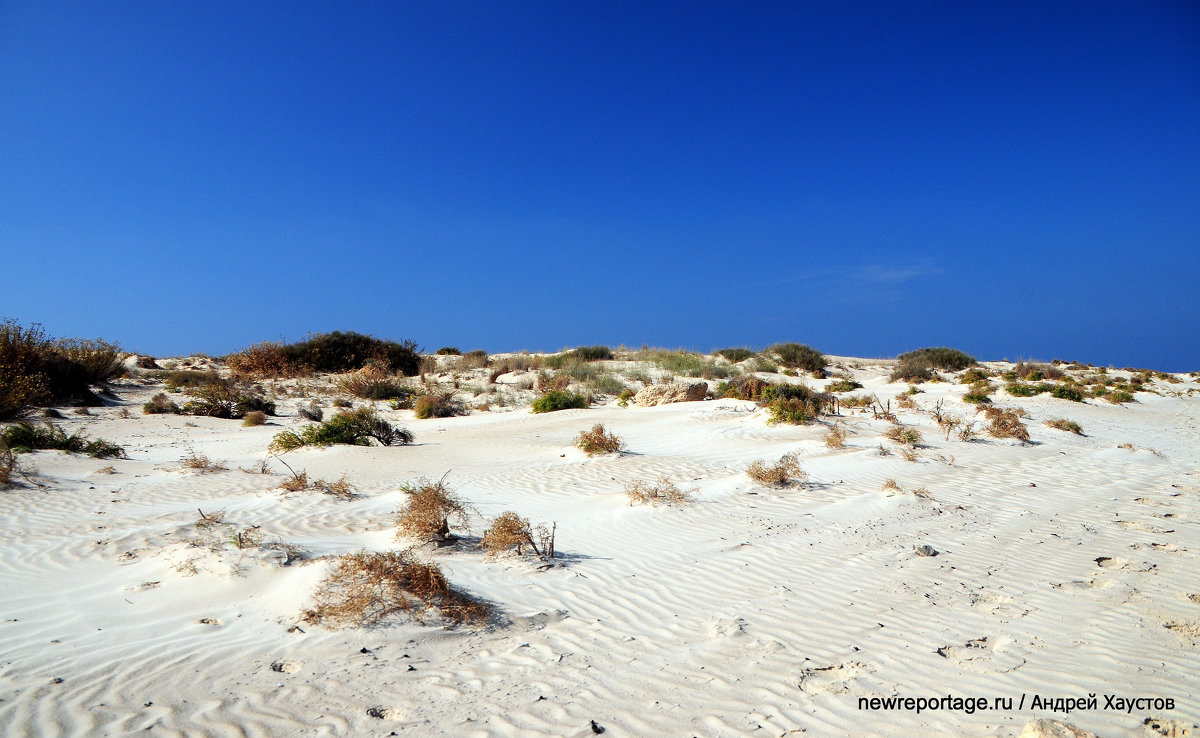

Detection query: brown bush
xmin=480 ymin=511 xmax=556 ymax=559
xmin=624 ymin=478 xmax=695 ymax=506
xmin=884 ymin=425 xmax=922 ymax=447
xmin=745 ymin=452 xmax=806 ymax=487
xmin=242 ymin=410 xmax=268 ymax=426
xmin=414 ymin=392 xmax=467 ymax=419
xmin=0 ymin=447 xmax=24 ymax=487
xmin=982 ymin=406 xmax=1030 ymax=443
xmin=1045 ymin=418 xmax=1083 ymax=435
xmin=181 ymin=450 xmax=227 ymax=471
xmin=227 ymin=342 xmax=306 ymax=379
xmin=304 ymin=550 xmax=490 ymax=627
xmin=823 ymin=424 xmax=847 ymax=449
xmin=575 ymin=423 xmax=625 ymax=456
xmin=395 ymin=477 xmax=471 ymax=542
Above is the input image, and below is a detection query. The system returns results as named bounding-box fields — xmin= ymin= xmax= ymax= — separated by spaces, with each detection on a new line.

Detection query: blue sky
xmin=2 ymin=2 xmax=1197 ymax=369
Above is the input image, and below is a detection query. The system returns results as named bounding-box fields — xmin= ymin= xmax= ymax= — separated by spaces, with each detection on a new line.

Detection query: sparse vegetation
xmin=395 ymin=476 xmax=472 ymax=542
xmin=1 ymin=320 xmax=123 ymax=418
xmin=225 ymin=342 xmax=304 ymax=379
xmin=745 ymin=452 xmax=806 ymax=487
xmin=181 ymin=450 xmax=227 ymax=471
xmin=823 ymin=424 xmax=847 ymax=449
xmin=435 ymin=347 xmax=461 ymax=355
xmin=827 ymin=378 xmax=862 ymax=393
xmin=338 ymin=368 xmax=416 ymax=401
xmin=480 ymin=512 xmax=556 ymax=559
xmin=298 ymin=401 xmax=324 ymax=422
xmin=457 ymin=349 xmax=489 ymax=369
xmin=884 ymin=425 xmax=922 ymax=447
xmin=303 ymin=550 xmax=490 ymax=627
xmin=624 ymin=478 xmax=695 ymax=506
xmin=575 ymin=423 xmax=625 ymax=456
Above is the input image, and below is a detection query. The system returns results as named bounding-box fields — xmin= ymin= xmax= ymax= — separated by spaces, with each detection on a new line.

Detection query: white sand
xmin=1 ymin=359 xmax=1198 ymax=736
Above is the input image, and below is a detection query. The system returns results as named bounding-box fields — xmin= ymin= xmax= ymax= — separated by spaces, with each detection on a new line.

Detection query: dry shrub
xmin=957 ymin=421 xmax=978 ymax=442
xmin=884 ymin=425 xmax=922 ymax=447
xmin=242 ymin=410 xmax=267 ymax=426
xmin=881 ymin=478 xmax=900 ymax=492
xmin=304 ymin=550 xmax=490 ymax=627
xmin=298 ymin=401 xmax=323 ymax=421
xmin=624 ymin=478 xmax=695 ymax=506
xmin=840 ymin=393 xmax=874 ymax=409
xmin=895 ymin=393 xmax=916 ymax=410
xmin=745 ymin=452 xmax=806 ymax=487
xmin=279 ymin=471 xmax=310 ymax=492
xmin=479 ymin=511 xmax=556 ymax=559
xmin=0 ymin=447 xmax=25 ymax=487
xmin=227 ymin=342 xmax=305 ymax=379
xmin=277 ymin=470 xmax=357 ymax=499
xmin=823 ymin=424 xmax=847 ymax=449
xmin=337 ymin=366 xmax=415 ymax=401
xmin=536 ymin=371 xmax=571 ymax=394
xmin=396 ymin=477 xmax=471 ymax=542
xmin=1045 ymin=418 xmax=1084 ymax=435
xmin=457 ymin=350 xmax=489 ymax=370
xmin=575 ymin=423 xmax=625 ymax=456
xmin=899 ymin=446 xmax=919 ymax=462
xmin=181 ymin=450 xmax=227 ymax=471
xmin=414 ymin=392 xmax=467 ymax=419
xmin=982 ymin=406 xmax=1030 ymax=443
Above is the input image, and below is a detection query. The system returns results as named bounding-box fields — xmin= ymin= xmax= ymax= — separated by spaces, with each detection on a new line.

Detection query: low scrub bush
xmin=531 ymin=390 xmax=588 ymax=413
xmin=181 ymin=450 xmax=227 ymax=471
xmin=896 ymin=347 xmax=976 ymax=372
xmin=575 ymin=423 xmax=624 ymax=455
xmin=982 ymin=406 xmax=1030 ymax=443
xmin=827 ymin=378 xmax=862 ymax=393
xmin=226 ymin=342 xmax=304 ymax=379
xmin=714 ymin=347 xmax=755 ymax=363
xmin=435 ymin=347 xmax=461 ymax=355
xmin=480 ymin=512 xmax=557 ymax=559
xmin=1 ymin=320 xmax=123 ymax=418
xmin=823 ymin=424 xmax=847 ymax=449
xmin=745 ymin=452 xmax=806 ymax=487
xmin=1103 ymin=390 xmax=1135 ymax=404
xmin=298 ymin=401 xmax=324 ymax=422
xmin=457 ymin=350 xmax=489 ymax=369
xmin=414 ymin=392 xmax=467 ymax=419
xmin=960 ymin=368 xmax=991 ymax=384
xmin=761 ymin=384 xmax=834 ymax=425
xmin=1045 ymin=418 xmax=1084 ymax=435
xmin=242 ymin=410 xmax=268 ymax=426
xmin=1010 ymin=362 xmax=1065 ymax=381
xmin=624 ymin=478 xmax=695 ymax=506
xmin=0 ymin=421 xmax=125 ymax=458
xmin=280 ymin=331 xmax=421 ymax=376
xmin=143 ymin=392 xmax=179 ymax=414
xmin=1049 ymin=384 xmax=1085 ymax=402
xmin=269 ymin=408 xmax=413 ymax=452
xmin=338 ymin=369 xmax=416 ymax=401
xmin=304 ymin=550 xmax=490 ymax=627
xmin=395 ymin=476 xmax=471 ymax=542
xmin=884 ymin=425 xmax=923 ymax=447
xmin=717 ymin=375 xmax=770 ymax=401
xmin=768 ymin=343 xmax=827 ymax=373
xmin=177 ymin=381 xmax=276 ymax=420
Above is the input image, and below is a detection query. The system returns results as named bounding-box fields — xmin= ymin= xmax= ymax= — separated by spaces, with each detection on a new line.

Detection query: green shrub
xmin=717 ymin=375 xmax=770 ymax=401
xmin=960 ymin=368 xmax=991 ymax=384
xmin=435 ymin=347 xmax=461 ymax=355
xmin=1005 ymin=382 xmax=1050 ymax=397
xmin=569 ymin=345 xmax=613 ymax=362
xmin=889 ymin=358 xmax=934 ymax=384
xmin=1050 ymin=384 xmax=1085 ymax=402
xmin=531 ymin=390 xmax=588 ymax=413
xmin=338 ymin=371 xmax=415 ymax=401
xmin=280 ymin=331 xmax=421 ymax=375
xmin=0 ymin=422 xmax=125 ymax=458
xmin=827 ymin=378 xmax=862 ymax=393
xmin=617 ymin=389 xmax=635 ymax=407
xmin=1104 ymin=390 xmax=1135 ymax=404
xmin=270 ymin=408 xmax=413 ymax=451
xmin=1012 ymin=362 xmax=1065 ymax=381
xmin=896 ymin=347 xmax=976 ymax=371
xmin=715 ymin=348 xmax=755 ymax=363
xmin=766 ymin=397 xmax=811 ymax=424
xmin=1045 ymin=418 xmax=1083 ymax=435
xmin=768 ymin=343 xmax=827 ymax=372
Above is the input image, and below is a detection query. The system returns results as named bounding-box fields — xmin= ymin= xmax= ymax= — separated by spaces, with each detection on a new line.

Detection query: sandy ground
xmin=1 ymin=358 xmax=1198 ymax=737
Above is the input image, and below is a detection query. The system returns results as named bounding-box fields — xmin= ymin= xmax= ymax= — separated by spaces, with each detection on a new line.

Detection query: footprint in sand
xmin=935 ymin=636 xmax=1026 ymax=673
xmin=270 ymin=660 xmax=301 ymax=674
xmin=1095 ymin=557 xmax=1127 ymax=569
xmin=195 ymin=617 xmax=222 ymax=626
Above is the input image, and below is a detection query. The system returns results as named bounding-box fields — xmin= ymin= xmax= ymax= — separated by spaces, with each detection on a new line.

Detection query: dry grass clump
xmin=895 ymin=393 xmax=917 ymax=410
xmin=181 ymin=450 xmax=228 ymax=471
xmin=982 ymin=406 xmax=1031 ymax=443
xmin=337 ymin=367 xmax=416 ymax=401
xmin=303 ymin=550 xmax=490 ymax=627
xmin=396 ymin=477 xmax=472 ymax=542
xmin=881 ymin=478 xmax=900 ymax=492
xmin=242 ymin=410 xmax=268 ymax=426
xmin=1045 ymin=418 xmax=1084 ymax=435
xmin=745 ymin=452 xmax=807 ymax=487
xmin=479 ymin=512 xmax=557 ymax=559
xmin=143 ymin=392 xmax=179 ymax=414
xmin=575 ymin=423 xmax=625 ymax=456
xmin=1 ymin=447 xmax=26 ymax=488
xmin=624 ymin=478 xmax=696 ymax=506
xmin=226 ymin=342 xmax=305 ymax=379
xmin=823 ymin=424 xmax=847 ymax=449
xmin=457 ymin=349 xmax=489 ymax=370
xmin=884 ymin=425 xmax=923 ymax=447
xmin=278 ymin=470 xmax=357 ymax=500
xmin=414 ymin=391 xmax=467 ymax=419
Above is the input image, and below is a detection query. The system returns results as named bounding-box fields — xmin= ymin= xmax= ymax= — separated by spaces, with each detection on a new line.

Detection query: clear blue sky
xmin=2 ymin=2 xmax=1197 ymax=369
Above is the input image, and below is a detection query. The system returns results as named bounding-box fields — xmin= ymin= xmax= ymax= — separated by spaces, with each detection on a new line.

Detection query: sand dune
xmin=1 ymin=358 xmax=1197 ymax=736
